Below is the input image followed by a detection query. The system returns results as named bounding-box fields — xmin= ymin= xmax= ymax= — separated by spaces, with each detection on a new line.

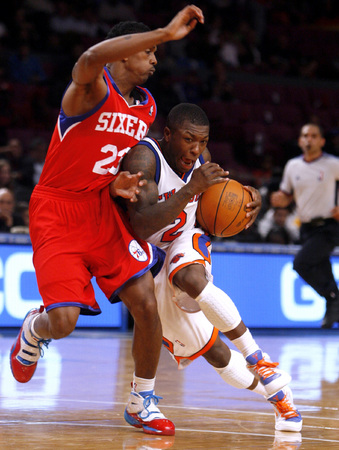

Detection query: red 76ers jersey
xmin=38 ymin=68 xmax=157 ymax=193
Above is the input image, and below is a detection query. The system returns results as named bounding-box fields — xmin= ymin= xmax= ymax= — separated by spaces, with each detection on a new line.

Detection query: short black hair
xmin=166 ymin=103 xmax=210 ymax=131
xmin=106 ymin=21 xmax=150 ymax=40
xmin=300 ymin=123 xmax=324 ymax=137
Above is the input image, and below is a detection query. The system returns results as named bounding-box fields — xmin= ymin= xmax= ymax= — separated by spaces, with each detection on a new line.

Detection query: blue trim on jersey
xmin=182 ymin=155 xmax=204 ymax=183
xmin=140 ymin=138 xmax=161 ymax=184
xmin=59 ymin=78 xmax=109 ymax=138
xmin=104 ymin=67 xmax=152 ymax=107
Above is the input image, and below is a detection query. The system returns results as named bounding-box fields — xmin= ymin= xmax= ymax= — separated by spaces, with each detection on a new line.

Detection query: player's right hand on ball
xmin=190 ymin=162 xmax=228 ymax=193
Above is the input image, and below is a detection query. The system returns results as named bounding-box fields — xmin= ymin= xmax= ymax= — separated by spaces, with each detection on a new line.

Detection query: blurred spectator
xmin=232 ymin=222 xmax=262 ymax=243
xmin=219 ymin=30 xmax=240 ymax=68
xmin=0 ymin=137 xmax=25 ymax=180
xmin=207 ymin=59 xmax=235 ymax=102
xmin=8 ymin=42 xmax=47 ymax=84
xmin=236 ymin=21 xmax=262 ymax=70
xmin=262 ymin=32 xmax=300 ymax=77
xmin=146 ymin=69 xmax=181 ymax=118
xmin=11 ymin=200 xmax=29 ymax=234
xmin=258 ymin=166 xmax=284 ymax=217
xmin=0 ymin=159 xmax=14 ymax=190
xmin=49 ymin=1 xmax=102 ymax=38
xmin=19 ymin=136 xmax=47 ymax=199
xmin=0 ymin=58 xmax=15 ymax=144
xmin=258 ymin=206 xmax=300 ymax=244
xmin=0 ymin=187 xmax=26 ymax=233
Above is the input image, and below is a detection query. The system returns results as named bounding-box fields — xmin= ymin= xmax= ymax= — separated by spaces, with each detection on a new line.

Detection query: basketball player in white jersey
xmin=121 ymin=103 xmax=302 ymax=432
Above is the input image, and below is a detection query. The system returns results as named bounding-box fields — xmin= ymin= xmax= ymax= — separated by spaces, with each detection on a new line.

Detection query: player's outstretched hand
xmin=164 ymin=5 xmax=204 ymax=41
xmin=110 ymin=171 xmax=147 ymax=203
xmin=243 ymin=186 xmax=261 ymax=228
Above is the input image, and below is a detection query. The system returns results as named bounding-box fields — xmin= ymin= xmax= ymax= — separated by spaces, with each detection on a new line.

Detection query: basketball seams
xmin=214 ymin=179 xmax=229 ymax=236
xmin=197 ymin=194 xmax=209 ymax=233
xmin=197 ymin=179 xmax=250 ymax=238
xmin=220 ymin=181 xmax=244 ymax=236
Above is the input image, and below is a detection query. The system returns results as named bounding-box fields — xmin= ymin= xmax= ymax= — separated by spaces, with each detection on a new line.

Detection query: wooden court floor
xmin=1 ymin=329 xmax=339 ymax=449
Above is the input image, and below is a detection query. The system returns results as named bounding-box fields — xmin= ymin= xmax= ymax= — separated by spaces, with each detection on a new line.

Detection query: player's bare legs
xmin=34 ymin=306 xmax=80 ymax=340
xmin=119 ymin=270 xmax=162 ymax=379
xmin=120 ymin=270 xmax=175 ymax=436
xmin=10 ymin=305 xmax=80 ymax=383
xmin=173 ymin=264 xmax=291 ymax=395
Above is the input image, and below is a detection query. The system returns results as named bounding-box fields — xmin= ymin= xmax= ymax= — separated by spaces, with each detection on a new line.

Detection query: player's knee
xmin=173 ymin=264 xmax=207 ymax=298
xmin=203 ymin=337 xmax=231 ymax=368
xmin=129 ymin=294 xmax=159 ymax=324
xmin=48 ymin=309 xmax=77 ymax=339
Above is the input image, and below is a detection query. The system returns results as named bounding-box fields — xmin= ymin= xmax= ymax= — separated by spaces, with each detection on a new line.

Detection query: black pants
xmin=293 ymin=219 xmax=339 ymax=298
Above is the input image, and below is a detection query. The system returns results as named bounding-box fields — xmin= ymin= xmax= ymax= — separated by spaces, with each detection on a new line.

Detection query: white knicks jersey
xmin=141 ymin=137 xmax=205 ymax=250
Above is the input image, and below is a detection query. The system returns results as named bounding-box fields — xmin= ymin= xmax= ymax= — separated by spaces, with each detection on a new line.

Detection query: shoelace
xmin=141 ymin=394 xmax=163 ymax=419
xmin=251 ymin=358 xmax=279 ymax=379
xmin=36 ymin=338 xmax=52 ymax=358
xmin=274 ymin=395 xmax=299 ymax=419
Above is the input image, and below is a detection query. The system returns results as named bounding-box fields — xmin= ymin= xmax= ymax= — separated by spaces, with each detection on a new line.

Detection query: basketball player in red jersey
xmin=10 ymin=5 xmax=204 ymax=436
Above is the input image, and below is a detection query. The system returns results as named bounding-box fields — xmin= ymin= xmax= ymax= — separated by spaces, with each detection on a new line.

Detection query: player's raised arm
xmin=63 ymin=5 xmax=204 ymax=116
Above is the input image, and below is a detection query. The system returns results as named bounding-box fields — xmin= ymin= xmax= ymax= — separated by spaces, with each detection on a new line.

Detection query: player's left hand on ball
xmin=110 ymin=171 xmax=147 ymax=202
xmin=243 ymin=186 xmax=262 ymax=228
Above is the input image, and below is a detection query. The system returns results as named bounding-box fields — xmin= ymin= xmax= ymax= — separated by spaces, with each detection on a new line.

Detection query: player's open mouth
xmin=181 ymin=157 xmax=193 ymax=168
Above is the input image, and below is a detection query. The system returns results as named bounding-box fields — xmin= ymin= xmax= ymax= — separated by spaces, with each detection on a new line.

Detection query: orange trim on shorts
xmin=166 ymin=327 xmax=219 ymax=366
xmin=162 ymin=336 xmax=174 ymax=354
xmin=168 ymin=259 xmax=205 ymax=284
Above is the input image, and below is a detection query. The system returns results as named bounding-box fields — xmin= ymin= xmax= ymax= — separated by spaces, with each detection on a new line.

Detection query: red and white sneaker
xmin=268 ymin=386 xmax=303 ymax=432
xmin=124 ymin=390 xmax=175 ymax=436
xmin=246 ymin=350 xmax=291 ymax=396
xmin=10 ymin=305 xmax=51 ymax=383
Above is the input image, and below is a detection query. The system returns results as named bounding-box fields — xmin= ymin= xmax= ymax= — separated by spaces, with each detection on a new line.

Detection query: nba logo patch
xmin=129 ymin=240 xmax=148 ymax=262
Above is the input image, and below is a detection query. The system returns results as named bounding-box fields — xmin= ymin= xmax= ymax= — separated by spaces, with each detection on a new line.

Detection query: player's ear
xmin=163 ymin=126 xmax=171 ymax=142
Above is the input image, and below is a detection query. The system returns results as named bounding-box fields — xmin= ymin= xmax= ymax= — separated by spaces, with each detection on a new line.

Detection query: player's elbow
xmin=131 ymin=220 xmax=151 ymax=241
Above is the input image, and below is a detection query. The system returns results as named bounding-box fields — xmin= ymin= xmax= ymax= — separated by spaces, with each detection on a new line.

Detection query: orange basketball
xmin=196 ymin=179 xmax=252 ymax=237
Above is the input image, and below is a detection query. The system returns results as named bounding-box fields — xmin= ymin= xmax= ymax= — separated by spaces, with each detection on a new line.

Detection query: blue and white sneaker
xmin=268 ymin=386 xmax=303 ymax=432
xmin=246 ymin=350 xmax=291 ymax=396
xmin=124 ymin=390 xmax=175 ymax=436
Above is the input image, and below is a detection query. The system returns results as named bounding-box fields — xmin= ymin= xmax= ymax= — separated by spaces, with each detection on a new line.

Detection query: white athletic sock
xmin=30 ymin=310 xmax=48 ymax=341
xmin=253 ymin=382 xmax=267 ymax=397
xmin=213 ymin=350 xmax=265 ymax=397
xmin=231 ymin=328 xmax=259 ymax=359
xmin=195 ymin=282 xmax=241 ymax=332
xmin=132 ymin=373 xmax=156 ymax=394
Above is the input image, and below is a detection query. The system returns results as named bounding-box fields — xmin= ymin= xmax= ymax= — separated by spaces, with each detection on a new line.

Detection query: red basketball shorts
xmin=29 ymin=185 xmax=163 ymax=314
